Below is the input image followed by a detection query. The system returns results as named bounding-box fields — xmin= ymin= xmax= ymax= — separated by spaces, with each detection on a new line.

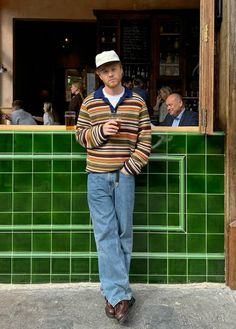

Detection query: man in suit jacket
xmin=159 ymin=93 xmax=198 ymax=126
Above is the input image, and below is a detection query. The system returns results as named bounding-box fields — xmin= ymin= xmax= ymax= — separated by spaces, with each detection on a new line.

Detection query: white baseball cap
xmin=95 ymin=50 xmax=120 ymax=68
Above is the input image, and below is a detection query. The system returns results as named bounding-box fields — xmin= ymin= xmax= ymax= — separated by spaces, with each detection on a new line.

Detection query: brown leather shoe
xmin=114 ymin=297 xmax=135 ymax=324
xmin=105 ymin=299 xmax=115 ymax=318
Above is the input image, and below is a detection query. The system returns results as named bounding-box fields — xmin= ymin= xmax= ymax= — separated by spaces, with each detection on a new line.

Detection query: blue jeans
xmin=87 ymin=171 xmax=135 ymax=307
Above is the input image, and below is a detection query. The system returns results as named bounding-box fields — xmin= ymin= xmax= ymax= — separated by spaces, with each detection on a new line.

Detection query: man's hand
xmin=103 ymin=120 xmax=119 ymax=136
xmin=120 ymin=167 xmax=130 ymax=175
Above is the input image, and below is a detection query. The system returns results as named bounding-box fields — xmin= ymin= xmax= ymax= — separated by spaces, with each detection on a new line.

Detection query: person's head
xmin=43 ymin=102 xmax=53 ymax=113
xmin=95 ymin=50 xmax=123 ymax=89
xmin=12 ymin=100 xmax=23 ymax=111
xmin=122 ymin=76 xmax=133 ymax=89
xmin=70 ymin=81 xmax=82 ymax=95
xmin=159 ymin=86 xmax=172 ymax=101
xmin=166 ymin=93 xmax=184 ymax=117
xmin=133 ymin=76 xmax=146 ymax=89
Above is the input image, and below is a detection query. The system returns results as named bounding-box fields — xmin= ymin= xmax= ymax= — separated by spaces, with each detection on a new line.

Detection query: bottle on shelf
xmin=101 ymin=32 xmax=106 ymax=43
xmin=112 ymin=33 xmax=116 ymax=43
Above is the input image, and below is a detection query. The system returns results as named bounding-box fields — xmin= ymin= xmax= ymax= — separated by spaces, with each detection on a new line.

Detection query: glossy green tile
xmin=71 ymin=212 xmax=90 ymax=225
xmin=14 ymin=134 xmax=33 ymax=153
xmin=187 ymin=195 xmax=206 ymax=213
xmin=72 ymin=160 xmax=87 ymax=172
xmin=207 ymin=235 xmax=224 ymax=253
xmin=53 ymin=134 xmax=71 ymax=153
xmin=0 ymin=194 xmax=12 ymax=212
xmin=72 ymin=173 xmax=87 ymax=192
xmin=12 ymin=275 xmax=31 ymax=284
xmin=167 ymin=135 xmax=186 ymax=154
xmin=53 ymin=193 xmax=70 ymax=211
xmin=72 ymin=193 xmax=89 ymax=212
xmin=53 ymin=173 xmax=71 ymax=192
xmin=168 ymin=234 xmax=186 ymax=253
xmin=149 ymin=276 xmax=167 ymax=284
xmin=0 ymin=275 xmax=11 ymax=283
xmin=13 ymin=233 xmax=31 ymax=251
xmin=33 ymin=212 xmax=51 ymax=225
xmin=207 ymin=155 xmax=224 ymax=174
xmin=151 ymin=135 xmax=167 ymax=153
xmin=187 ymin=155 xmax=205 ymax=174
xmin=71 ymin=275 xmax=90 ymax=282
xmin=53 ymin=160 xmax=71 ymax=172
xmin=14 ymin=193 xmax=32 ymax=212
xmin=52 ymin=212 xmax=70 ymax=225
xmin=51 ymin=258 xmax=70 ymax=274
xmin=33 ymin=233 xmax=51 ymax=252
xmin=187 ymin=135 xmax=205 ymax=154
xmin=13 ymin=258 xmax=30 ymax=273
xmin=71 ymin=258 xmax=89 ymax=273
xmin=0 ymin=233 xmax=12 ymax=251
xmin=52 ymin=232 xmax=70 ymax=252
xmin=0 ymin=213 xmax=12 ymax=225
xmin=149 ymin=233 xmax=167 ymax=252
xmin=188 ymin=259 xmax=206 ymax=275
xmin=207 ymin=135 xmax=224 ymax=155
xmin=207 ymin=175 xmax=224 ymax=194
xmin=149 ymin=194 xmax=166 ymax=212
xmin=32 ymin=275 xmax=50 ymax=283
xmin=0 ymin=134 xmax=13 ymax=153
xmin=168 ymin=214 xmax=179 ymax=226
xmin=207 ymin=195 xmax=224 ymax=213
xmin=208 ymin=260 xmax=225 ymax=276
xmin=0 ymin=174 xmax=12 ymax=192
xmin=187 ymin=234 xmax=206 ymax=253
xmin=168 ymin=174 xmax=180 ymax=193
xmin=133 ymin=233 xmax=147 ymax=252
xmin=133 ymin=212 xmax=148 ymax=226
xmin=149 ymin=213 xmax=167 ymax=226
xmin=187 ymin=214 xmax=206 ymax=233
xmin=0 ymin=160 xmax=13 ymax=172
xmin=33 ymin=193 xmax=51 ymax=212
xmin=134 ymin=193 xmax=148 ymax=211
xmin=130 ymin=259 xmax=147 ymax=274
xmin=14 ymin=160 xmax=32 ymax=172
xmin=72 ymin=138 xmax=86 ymax=153
xmin=207 ymin=215 xmax=224 ymax=233
xmin=90 ymin=258 xmax=99 ymax=274
xmin=169 ymin=259 xmax=187 ymax=275
xmin=130 ymin=275 xmax=148 ymax=283
xmin=149 ymin=259 xmax=167 ymax=275
xmin=13 ymin=213 xmax=31 ymax=225
xmin=207 ymin=275 xmax=224 ymax=283
xmin=168 ymin=194 xmax=179 ymax=213
xmin=90 ymin=233 xmax=97 ymax=252
xmin=51 ymin=275 xmax=70 ymax=283
xmin=187 ymin=175 xmax=205 ymax=193
xmin=32 ymin=258 xmax=50 ymax=274
xmin=168 ymin=161 xmax=180 ymax=174
xmin=71 ymin=232 xmax=90 ymax=252
xmin=33 ymin=160 xmax=52 ymax=172
xmin=14 ymin=173 xmax=32 ymax=192
xmin=168 ymin=276 xmax=187 ymax=283
xmin=135 ymin=174 xmax=148 ymax=192
xmin=33 ymin=173 xmax=51 ymax=192
xmin=149 ymin=174 xmax=166 ymax=192
xmin=149 ymin=160 xmax=167 ymax=173
xmin=33 ymin=134 xmax=52 ymax=153
xmin=188 ymin=275 xmax=207 ymax=283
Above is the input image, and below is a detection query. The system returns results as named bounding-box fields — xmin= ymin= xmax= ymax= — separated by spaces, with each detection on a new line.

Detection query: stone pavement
xmin=0 ymin=283 xmax=236 ymax=329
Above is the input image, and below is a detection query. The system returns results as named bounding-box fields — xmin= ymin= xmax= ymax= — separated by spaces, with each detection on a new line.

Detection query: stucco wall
xmin=0 ymin=0 xmax=199 ymax=107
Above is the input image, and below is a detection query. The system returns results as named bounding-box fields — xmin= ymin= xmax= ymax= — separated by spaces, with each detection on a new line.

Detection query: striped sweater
xmin=75 ymin=86 xmax=152 ymax=175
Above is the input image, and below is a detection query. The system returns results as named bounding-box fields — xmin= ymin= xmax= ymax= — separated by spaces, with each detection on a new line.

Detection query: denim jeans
xmin=87 ymin=171 xmax=135 ymax=307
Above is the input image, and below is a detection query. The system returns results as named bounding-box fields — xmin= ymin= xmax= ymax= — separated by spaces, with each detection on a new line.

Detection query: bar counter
xmin=0 ymin=127 xmax=224 ymax=283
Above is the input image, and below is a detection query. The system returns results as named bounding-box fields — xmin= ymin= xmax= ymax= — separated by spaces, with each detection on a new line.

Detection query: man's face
xmin=166 ymin=95 xmax=183 ymax=117
xmin=97 ymin=62 xmax=123 ymax=89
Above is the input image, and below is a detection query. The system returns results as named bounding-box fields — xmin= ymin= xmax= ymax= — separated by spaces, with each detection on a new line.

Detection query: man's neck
xmin=103 ymin=85 xmax=124 ymax=96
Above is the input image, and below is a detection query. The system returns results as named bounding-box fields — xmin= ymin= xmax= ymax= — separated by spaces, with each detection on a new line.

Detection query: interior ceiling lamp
xmin=0 ymin=65 xmax=7 ymax=73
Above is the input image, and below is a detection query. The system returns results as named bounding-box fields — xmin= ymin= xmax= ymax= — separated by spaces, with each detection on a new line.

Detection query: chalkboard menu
xmin=122 ymin=20 xmax=150 ymax=63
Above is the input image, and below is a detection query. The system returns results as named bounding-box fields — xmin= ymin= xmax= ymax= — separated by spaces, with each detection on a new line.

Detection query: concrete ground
xmin=0 ymin=283 xmax=236 ymax=329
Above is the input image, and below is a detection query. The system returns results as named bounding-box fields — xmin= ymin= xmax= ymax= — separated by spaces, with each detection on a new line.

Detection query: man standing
xmin=76 ymin=50 xmax=151 ymax=324
xmin=160 ymin=93 xmax=198 ymax=126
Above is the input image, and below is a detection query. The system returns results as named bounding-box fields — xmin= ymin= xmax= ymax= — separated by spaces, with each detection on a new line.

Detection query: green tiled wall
xmin=0 ymin=131 xmax=224 ymax=284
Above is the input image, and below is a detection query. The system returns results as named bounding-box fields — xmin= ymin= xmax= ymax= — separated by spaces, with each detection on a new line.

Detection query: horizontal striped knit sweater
xmin=75 ymin=86 xmax=152 ymax=175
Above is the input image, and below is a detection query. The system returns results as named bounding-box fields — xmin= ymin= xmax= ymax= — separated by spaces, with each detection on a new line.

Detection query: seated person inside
xmin=152 ymin=85 xmax=172 ymax=125
xmin=3 ymin=100 xmax=37 ymax=125
xmin=159 ymin=93 xmax=198 ymax=127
